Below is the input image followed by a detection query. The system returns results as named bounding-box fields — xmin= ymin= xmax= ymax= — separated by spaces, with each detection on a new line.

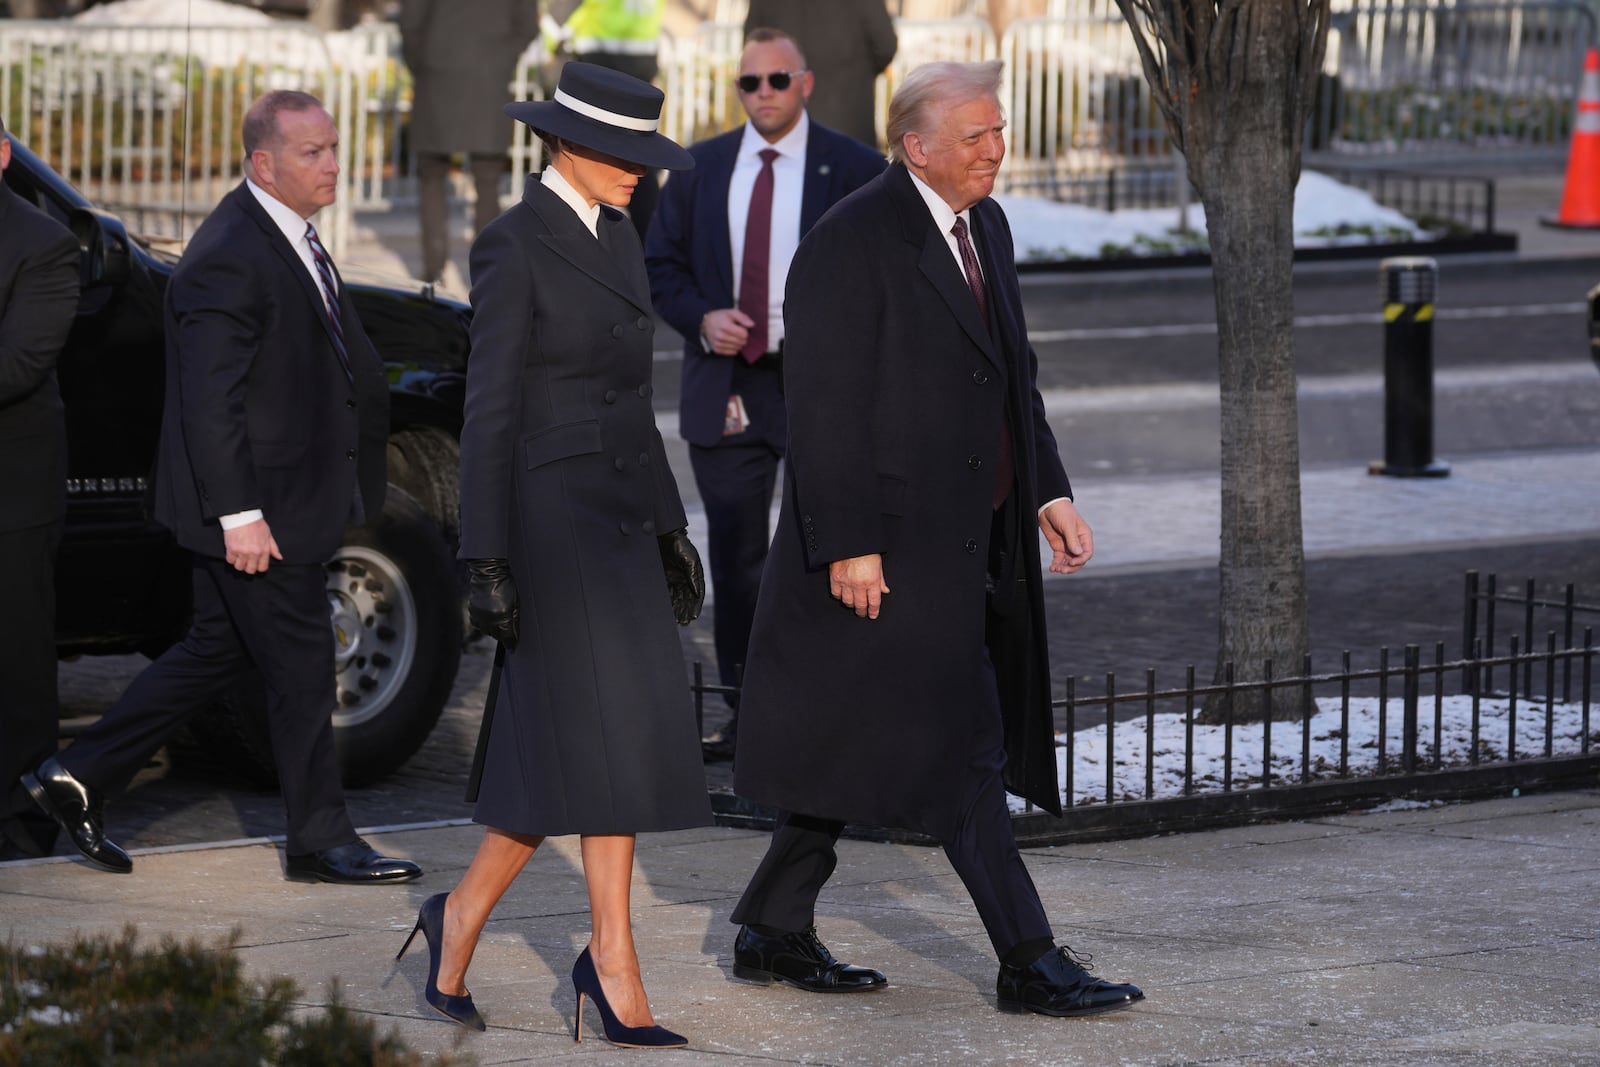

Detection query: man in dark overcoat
xmin=21 ymin=92 xmax=421 ymax=886
xmin=399 ymin=0 xmax=540 ymax=284
xmin=743 ymin=0 xmax=897 ymax=148
xmin=728 ymin=60 xmax=1145 ymax=1017
xmin=645 ymin=28 xmax=885 ymax=759
xmin=0 ymin=118 xmax=79 ymax=861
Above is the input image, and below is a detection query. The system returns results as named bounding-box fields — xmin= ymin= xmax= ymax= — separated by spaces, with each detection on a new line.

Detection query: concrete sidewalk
xmin=3 ymin=791 xmax=1598 ymax=1065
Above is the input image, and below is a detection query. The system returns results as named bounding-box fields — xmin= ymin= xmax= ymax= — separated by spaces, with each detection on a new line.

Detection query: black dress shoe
xmin=21 ymin=756 xmax=131 ymax=874
xmin=996 ymin=945 xmax=1144 ymax=1017
xmin=284 ymin=839 xmax=422 ymax=884
xmin=732 ymin=925 xmax=887 ymax=993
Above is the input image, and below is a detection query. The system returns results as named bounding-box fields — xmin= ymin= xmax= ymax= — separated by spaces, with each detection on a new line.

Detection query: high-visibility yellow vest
xmin=566 ymin=0 xmax=663 ymax=57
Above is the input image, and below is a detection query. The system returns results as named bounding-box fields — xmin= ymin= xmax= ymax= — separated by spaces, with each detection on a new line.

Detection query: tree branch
xmin=1112 ymin=0 xmax=1188 ymax=150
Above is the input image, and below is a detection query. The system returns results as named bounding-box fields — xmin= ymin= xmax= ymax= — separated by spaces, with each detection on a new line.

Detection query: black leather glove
xmin=466 ymin=558 xmax=519 ymax=650
xmin=657 ymin=528 xmax=705 ymax=625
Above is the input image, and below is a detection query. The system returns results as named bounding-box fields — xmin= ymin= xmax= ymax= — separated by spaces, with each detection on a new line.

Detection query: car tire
xmin=183 ymin=486 xmax=462 ymax=788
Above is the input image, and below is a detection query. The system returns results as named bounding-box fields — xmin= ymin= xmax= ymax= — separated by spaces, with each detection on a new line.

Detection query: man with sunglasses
xmin=645 ymin=27 xmax=885 ymax=761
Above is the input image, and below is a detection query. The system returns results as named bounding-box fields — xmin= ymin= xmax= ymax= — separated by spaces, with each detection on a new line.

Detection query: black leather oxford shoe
xmin=284 ymin=839 xmax=422 ymax=884
xmin=732 ymin=925 xmax=888 ymax=993
xmin=996 ymin=945 xmax=1144 ymax=1017
xmin=21 ymin=756 xmax=131 ymax=874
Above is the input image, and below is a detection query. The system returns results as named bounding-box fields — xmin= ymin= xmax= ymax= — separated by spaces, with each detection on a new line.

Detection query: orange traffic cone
xmin=1545 ymin=47 xmax=1600 ymax=229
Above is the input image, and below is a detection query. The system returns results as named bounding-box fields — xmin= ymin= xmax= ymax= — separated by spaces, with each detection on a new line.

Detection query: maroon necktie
xmin=952 ymin=217 xmax=1013 ymax=509
xmin=738 ymin=148 xmax=780 ymax=364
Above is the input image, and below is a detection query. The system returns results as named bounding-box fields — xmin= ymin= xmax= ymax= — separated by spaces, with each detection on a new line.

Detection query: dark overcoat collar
xmin=883 ymin=163 xmax=1003 ymax=372
xmin=523 ymin=179 xmax=652 ymax=317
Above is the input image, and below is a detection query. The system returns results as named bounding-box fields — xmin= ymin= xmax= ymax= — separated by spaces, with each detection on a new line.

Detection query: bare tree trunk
xmin=1189 ymin=82 xmax=1310 ymax=722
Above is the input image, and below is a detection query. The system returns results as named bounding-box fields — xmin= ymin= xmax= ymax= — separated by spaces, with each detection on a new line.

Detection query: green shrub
xmin=0 ymin=927 xmax=471 ymax=1067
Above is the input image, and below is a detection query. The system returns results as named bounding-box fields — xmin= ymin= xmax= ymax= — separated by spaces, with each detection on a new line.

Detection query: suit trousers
xmin=60 ymin=555 xmax=356 ymax=855
xmin=730 ymin=650 xmax=1054 ymax=958
xmin=688 ymin=359 xmax=786 ymax=707
xmin=417 ymin=152 xmax=504 ymax=283
xmin=0 ymin=521 xmax=64 ymax=848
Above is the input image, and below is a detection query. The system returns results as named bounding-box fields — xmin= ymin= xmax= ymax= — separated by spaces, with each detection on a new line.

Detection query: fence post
xmin=1370 ymin=257 xmax=1449 ymax=478
xmin=1402 ymin=644 xmax=1420 ymax=773
xmin=1462 ymin=569 xmax=1479 ymax=692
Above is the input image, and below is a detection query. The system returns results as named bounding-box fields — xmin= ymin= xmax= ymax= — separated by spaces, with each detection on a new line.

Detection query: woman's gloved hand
xmin=657 ymin=529 xmax=705 ymax=625
xmin=466 ymin=558 xmax=519 ymax=649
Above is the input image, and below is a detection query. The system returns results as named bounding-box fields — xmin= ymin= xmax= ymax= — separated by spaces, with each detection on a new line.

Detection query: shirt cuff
xmin=219 ymin=509 xmax=265 ymax=530
xmin=1037 ymin=496 xmax=1071 ymax=518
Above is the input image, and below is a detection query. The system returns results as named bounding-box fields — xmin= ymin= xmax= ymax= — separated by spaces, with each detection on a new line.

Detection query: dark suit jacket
xmin=744 ymin=0 xmax=898 ymax=148
xmin=150 ymin=184 xmax=389 ymax=564
xmin=644 ymin=120 xmax=885 ymax=448
xmin=0 ymin=181 xmax=79 ymax=533
xmin=734 ymin=164 xmax=1073 ymax=837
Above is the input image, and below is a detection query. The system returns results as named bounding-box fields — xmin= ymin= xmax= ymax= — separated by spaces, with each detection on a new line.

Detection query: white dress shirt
xmin=728 ymin=111 xmax=809 ymax=351
xmin=542 ymin=165 xmax=602 ymax=237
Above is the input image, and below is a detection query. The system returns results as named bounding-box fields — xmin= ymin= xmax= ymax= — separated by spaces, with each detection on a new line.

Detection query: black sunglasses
xmin=736 ymin=70 xmax=805 ymax=93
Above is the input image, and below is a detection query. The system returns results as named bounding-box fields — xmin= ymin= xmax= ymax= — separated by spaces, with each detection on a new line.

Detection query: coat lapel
xmin=231 ymin=185 xmax=346 ymax=358
xmin=526 ymin=182 xmax=651 ymax=318
xmin=704 ymin=134 xmax=738 ymax=304
xmin=888 ymin=166 xmax=1001 ymax=368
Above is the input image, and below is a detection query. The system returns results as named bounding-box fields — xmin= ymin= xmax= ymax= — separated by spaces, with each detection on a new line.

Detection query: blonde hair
xmin=886 ymin=60 xmax=1003 ymax=165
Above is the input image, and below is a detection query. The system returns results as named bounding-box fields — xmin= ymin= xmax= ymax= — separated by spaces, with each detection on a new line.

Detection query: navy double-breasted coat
xmin=733 ymin=164 xmax=1073 ymax=839
xmin=458 ymin=180 xmax=712 ymax=836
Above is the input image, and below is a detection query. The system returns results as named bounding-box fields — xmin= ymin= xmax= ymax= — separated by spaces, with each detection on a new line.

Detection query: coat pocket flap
xmin=523 ymin=420 xmax=603 ymax=470
xmin=878 ymin=472 xmax=907 ymax=516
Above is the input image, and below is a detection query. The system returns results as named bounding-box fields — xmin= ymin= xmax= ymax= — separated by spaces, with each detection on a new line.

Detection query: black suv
xmin=6 ymin=135 xmax=472 ymax=786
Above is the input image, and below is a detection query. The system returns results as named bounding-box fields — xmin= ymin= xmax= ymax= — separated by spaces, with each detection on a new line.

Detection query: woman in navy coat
xmin=394 ymin=64 xmax=710 ymax=1048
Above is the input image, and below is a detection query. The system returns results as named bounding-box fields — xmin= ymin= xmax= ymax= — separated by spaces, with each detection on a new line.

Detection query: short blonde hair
xmin=885 ymin=60 xmax=1003 ymax=165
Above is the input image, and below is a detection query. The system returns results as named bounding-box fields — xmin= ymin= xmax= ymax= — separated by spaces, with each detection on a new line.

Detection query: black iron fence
xmin=699 ymin=571 xmax=1600 ymax=845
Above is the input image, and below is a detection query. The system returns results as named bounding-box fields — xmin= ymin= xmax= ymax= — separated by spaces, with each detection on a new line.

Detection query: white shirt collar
xmin=246 ymin=177 xmax=319 ymax=245
xmin=906 ymin=168 xmax=968 ymax=239
xmin=541 ymin=165 xmax=602 ymax=237
xmin=739 ymin=109 xmax=810 ymax=164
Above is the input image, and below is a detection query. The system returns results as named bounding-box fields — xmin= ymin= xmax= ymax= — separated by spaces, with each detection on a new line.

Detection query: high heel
xmin=571 ymin=947 xmax=687 ymax=1048
xmin=396 ymin=892 xmax=486 ymax=1031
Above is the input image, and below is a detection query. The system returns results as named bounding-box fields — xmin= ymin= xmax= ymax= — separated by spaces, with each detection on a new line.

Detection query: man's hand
xmin=466 ymin=558 xmax=519 ymax=650
xmin=1039 ymin=499 xmax=1094 ymax=574
xmin=828 ymin=553 xmax=890 ymax=619
xmin=223 ymin=519 xmax=283 ymax=574
xmin=701 ymin=308 xmax=755 ymax=356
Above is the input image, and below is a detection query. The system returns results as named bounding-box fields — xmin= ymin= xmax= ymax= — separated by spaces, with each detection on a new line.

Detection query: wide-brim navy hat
xmin=505 ymin=62 xmax=694 ymax=172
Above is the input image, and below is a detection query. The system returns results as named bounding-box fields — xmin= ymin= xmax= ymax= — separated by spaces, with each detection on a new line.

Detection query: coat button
xmin=614 ymin=457 xmax=626 ymax=471
xmin=642 ymin=519 xmax=656 ymax=535
xmin=346 ymin=448 xmax=357 ymax=459
xmin=636 ymin=316 xmax=649 ymax=330
xmin=637 ymin=383 xmax=651 ymax=398
xmin=604 ymin=389 xmax=618 ymax=403
xmin=968 ymin=455 xmax=982 ymax=469
xmin=965 ymin=539 xmax=978 ymax=554
xmin=639 ymin=452 xmax=649 ymax=466
xmin=611 ymin=324 xmax=624 ymax=339
xmin=345 ymin=398 xmax=356 ymax=409
xmin=619 ymin=521 xmax=631 ymax=535
xmin=973 ymin=370 xmax=989 ymax=385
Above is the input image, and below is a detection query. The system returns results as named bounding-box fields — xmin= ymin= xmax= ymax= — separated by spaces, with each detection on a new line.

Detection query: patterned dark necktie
xmin=952 ymin=217 xmax=1013 ymax=509
xmin=306 ymin=223 xmax=353 ymax=382
xmin=738 ymin=148 xmax=780 ymax=363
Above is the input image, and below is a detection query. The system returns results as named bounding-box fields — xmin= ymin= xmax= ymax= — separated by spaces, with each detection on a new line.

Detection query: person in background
xmin=726 ymin=60 xmax=1145 ymax=1018
xmin=0 ymin=115 xmax=80 ymax=863
xmin=742 ymin=0 xmax=898 ymax=148
xmin=21 ymin=92 xmax=421 ymax=888
xmin=399 ymin=0 xmax=540 ymax=289
xmin=396 ymin=63 xmax=710 ymax=1048
xmin=645 ymin=27 xmax=885 ymax=760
